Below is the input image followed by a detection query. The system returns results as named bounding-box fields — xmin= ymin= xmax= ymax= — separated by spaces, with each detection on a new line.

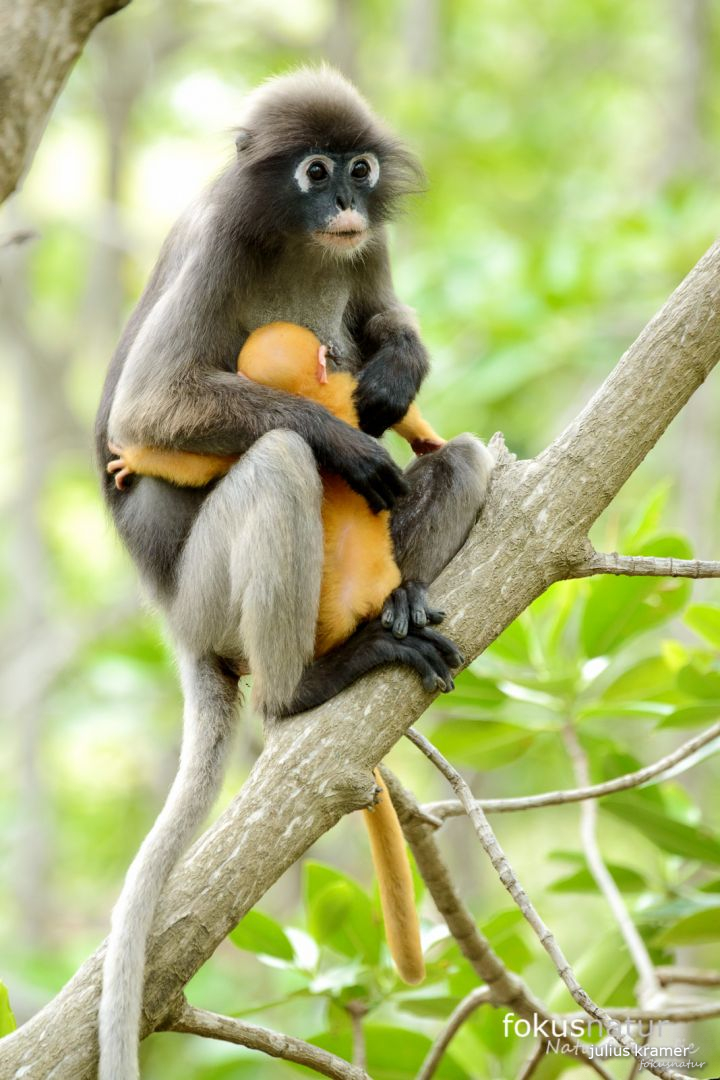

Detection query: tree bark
xmin=1 ymin=239 xmax=719 ymax=1078
xmin=0 ymin=0 xmax=131 ymax=204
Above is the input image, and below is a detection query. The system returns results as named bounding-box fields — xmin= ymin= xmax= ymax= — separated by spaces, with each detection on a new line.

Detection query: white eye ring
xmin=294 ymin=154 xmax=334 ymax=192
xmin=348 ymin=153 xmax=379 ymax=187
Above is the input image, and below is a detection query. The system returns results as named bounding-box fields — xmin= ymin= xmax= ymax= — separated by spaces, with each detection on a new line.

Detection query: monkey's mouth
xmin=316 ymin=209 xmax=369 ymax=252
xmin=315 ymin=228 xmax=368 ymax=251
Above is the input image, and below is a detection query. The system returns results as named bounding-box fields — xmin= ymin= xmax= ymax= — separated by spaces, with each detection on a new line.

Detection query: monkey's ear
xmin=235 ymin=128 xmax=252 ymax=153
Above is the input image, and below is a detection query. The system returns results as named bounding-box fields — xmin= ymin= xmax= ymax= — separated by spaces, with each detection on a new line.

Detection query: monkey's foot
xmin=381 ymin=581 xmax=445 ymax=638
xmin=107 ymin=442 xmax=133 ymax=490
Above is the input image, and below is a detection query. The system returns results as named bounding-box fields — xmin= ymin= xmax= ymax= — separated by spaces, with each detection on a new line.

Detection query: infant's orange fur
xmin=110 ymin=321 xmax=444 ymax=655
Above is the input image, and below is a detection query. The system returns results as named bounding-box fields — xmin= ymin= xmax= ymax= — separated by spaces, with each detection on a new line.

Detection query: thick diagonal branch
xmin=0 ymin=0 xmax=131 ymax=204
xmin=2 ymin=242 xmax=719 ymax=1079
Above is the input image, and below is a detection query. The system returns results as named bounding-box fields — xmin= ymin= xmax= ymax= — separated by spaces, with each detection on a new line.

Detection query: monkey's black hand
xmin=381 ymin=581 xmax=445 ymax=638
xmin=313 ymin=417 xmax=408 ymax=513
xmin=386 ymin=623 xmax=464 ymax=693
xmin=354 ymin=350 xmax=421 ymax=437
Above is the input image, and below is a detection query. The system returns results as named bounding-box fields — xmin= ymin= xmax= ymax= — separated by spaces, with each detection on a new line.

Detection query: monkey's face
xmin=291 ymin=151 xmax=380 ymax=255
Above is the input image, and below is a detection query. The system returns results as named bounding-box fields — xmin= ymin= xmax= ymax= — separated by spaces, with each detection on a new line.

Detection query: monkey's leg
xmin=99 ymin=652 xmax=238 ymax=1080
xmin=383 ymin=434 xmax=495 ymax=635
xmin=169 ymin=429 xmax=325 ymax=716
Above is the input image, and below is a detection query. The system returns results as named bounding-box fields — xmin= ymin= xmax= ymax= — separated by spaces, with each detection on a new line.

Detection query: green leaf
xmin=581 ymin=536 xmax=692 ymax=657
xmin=488 ymin=617 xmax=531 ymax=665
xmin=394 ymin=993 xmax=461 ymax=1018
xmin=685 ymin=604 xmax=720 ymax=649
xmin=549 ymin=859 xmax=647 ymax=893
xmin=658 ymin=703 xmax=720 ymax=728
xmin=676 ymin=663 xmax=720 ymax=700
xmin=449 ymin=669 xmax=505 ymax=708
xmin=656 ymin=906 xmax=720 ymax=945
xmin=600 ymin=656 xmax=675 ymax=703
xmin=0 ymin=982 xmax=16 ymax=1038
xmin=304 ymin=862 xmax=381 ymax=966
xmin=229 ymin=909 xmax=295 ymax=962
xmin=428 ymin=719 xmax=536 ymax=770
xmin=602 ymin=795 xmax=720 ymax=865
xmin=307 ymin=1024 xmax=468 ymax=1079
xmin=481 ymin=909 xmax=533 ymax=971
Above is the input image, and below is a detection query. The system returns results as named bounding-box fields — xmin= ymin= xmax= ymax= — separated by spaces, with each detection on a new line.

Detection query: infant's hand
xmin=107 ymin=441 xmax=133 ymax=490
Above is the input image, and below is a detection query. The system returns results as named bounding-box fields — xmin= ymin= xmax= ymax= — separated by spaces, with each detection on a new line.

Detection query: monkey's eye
xmin=350 ymin=159 xmax=370 ymax=180
xmin=306 ymin=160 xmax=329 ymax=182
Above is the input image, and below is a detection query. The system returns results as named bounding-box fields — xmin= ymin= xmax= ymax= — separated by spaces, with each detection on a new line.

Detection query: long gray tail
xmin=98 ymin=654 xmax=237 ymax=1080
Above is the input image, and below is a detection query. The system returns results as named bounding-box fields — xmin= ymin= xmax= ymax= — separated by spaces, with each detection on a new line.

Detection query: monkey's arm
xmin=348 ymin=243 xmax=430 ymax=437
xmin=107 ymin=443 xmax=236 ymax=489
xmin=393 ymin=403 xmax=446 ymax=456
xmin=106 ymin=245 xmax=407 ymax=513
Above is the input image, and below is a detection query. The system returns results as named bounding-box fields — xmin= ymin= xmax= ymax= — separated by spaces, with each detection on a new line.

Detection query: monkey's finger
xmin=394 ymin=642 xmax=446 ymax=694
xmin=363 ymin=486 xmax=393 ymax=514
xmin=107 ymin=458 xmax=125 ymax=473
xmin=414 ymin=626 xmax=464 ymax=669
xmin=366 ymin=473 xmax=404 ymax=514
xmin=380 ymin=461 xmax=409 ymax=499
xmin=410 ymin=605 xmax=427 ymax=627
xmin=403 ymin=635 xmax=455 ymax=692
xmin=391 ymin=588 xmax=409 ymax=638
xmin=381 ymin=594 xmax=397 ymax=629
xmin=404 ymin=582 xmax=430 ymax=627
xmin=113 ymin=467 xmax=131 ymax=490
xmin=426 ymin=608 xmax=446 ymax=625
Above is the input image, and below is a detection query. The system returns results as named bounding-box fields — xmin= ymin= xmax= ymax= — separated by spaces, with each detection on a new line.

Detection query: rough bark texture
xmin=0 ymin=0 xmax=131 ymax=204
xmin=2 ymin=243 xmax=719 ymax=1077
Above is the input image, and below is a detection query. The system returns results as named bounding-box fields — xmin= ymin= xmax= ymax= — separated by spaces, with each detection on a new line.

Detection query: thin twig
xmin=406 ymin=729 xmax=686 ymax=1080
xmin=167 ymin=1000 xmax=369 ymax=1080
xmin=416 ymin=988 xmax=491 ymax=1080
xmin=657 ymin=967 xmax=720 ymax=988
xmin=346 ymin=1001 xmax=368 ymax=1072
xmin=627 ymin=1031 xmax=650 ymax=1080
xmin=568 ymin=551 xmax=720 ymax=579
xmin=422 ymin=722 xmax=720 ymax=819
xmin=562 ymin=723 xmax=660 ymax=1006
xmin=517 ymin=1040 xmax=546 ymax=1080
xmin=381 ymin=769 xmax=614 ymax=1080
xmin=562 ymin=1003 xmax=720 ymax=1023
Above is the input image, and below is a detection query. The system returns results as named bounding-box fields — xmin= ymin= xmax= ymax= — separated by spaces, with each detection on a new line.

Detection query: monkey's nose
xmin=336 ymin=193 xmax=354 ymax=211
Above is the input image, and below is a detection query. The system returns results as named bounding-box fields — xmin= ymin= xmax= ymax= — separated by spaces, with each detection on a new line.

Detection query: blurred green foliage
xmin=1 ymin=0 xmax=720 ymax=1077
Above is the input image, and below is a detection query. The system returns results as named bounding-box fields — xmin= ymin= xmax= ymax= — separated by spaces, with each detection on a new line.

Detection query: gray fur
xmin=169 ymin=430 xmax=324 ymax=714
xmin=98 ymin=652 xmax=238 ymax=1080
xmin=392 ymin=434 xmax=495 ymax=583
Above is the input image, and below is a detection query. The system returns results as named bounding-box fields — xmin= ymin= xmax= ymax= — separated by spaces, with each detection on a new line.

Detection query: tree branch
xmin=165 ymin=999 xmax=369 ymax=1080
xmin=0 ymin=0 xmax=132 ymax=204
xmin=3 ymin=241 xmax=720 ymax=1077
xmin=567 ymin=551 xmax=720 ymax=579
xmin=657 ymin=967 xmax=720 ymax=988
xmin=517 ymin=1041 xmax=546 ymax=1080
xmin=406 ymin=728 xmax=684 ymax=1080
xmin=422 ymin=721 xmax=720 ymax=818
xmin=564 ymin=1004 xmax=720 ymax=1024
xmin=561 ymin=724 xmax=660 ymax=1006
xmin=416 ymin=988 xmax=491 ymax=1080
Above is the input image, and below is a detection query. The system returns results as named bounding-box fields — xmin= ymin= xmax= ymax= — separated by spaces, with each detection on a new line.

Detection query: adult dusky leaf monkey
xmin=95 ymin=66 xmax=494 ymax=1079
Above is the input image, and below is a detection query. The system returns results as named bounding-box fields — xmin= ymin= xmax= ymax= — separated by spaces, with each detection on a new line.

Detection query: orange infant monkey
xmin=108 ymin=321 xmax=445 ymax=984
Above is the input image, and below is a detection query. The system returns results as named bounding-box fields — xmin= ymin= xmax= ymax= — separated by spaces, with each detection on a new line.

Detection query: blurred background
xmin=1 ymin=1 xmax=719 ymax=1077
